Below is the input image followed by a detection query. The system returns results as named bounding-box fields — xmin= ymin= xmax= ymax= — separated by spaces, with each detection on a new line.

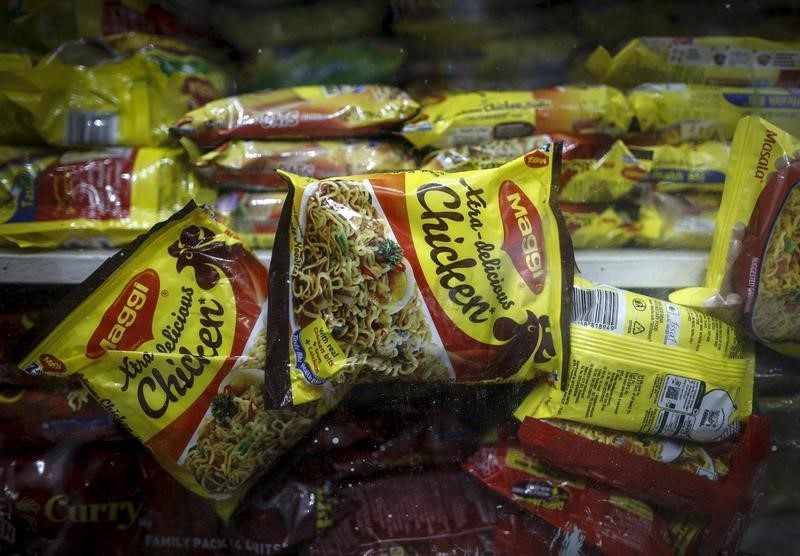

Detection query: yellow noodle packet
xmin=0 ymin=147 xmax=208 ymax=248
xmin=171 ymin=85 xmax=420 ymax=147
xmin=559 ymin=140 xmax=646 ymax=203
xmin=399 ymin=86 xmax=633 ymax=150
xmin=631 ymin=141 xmax=729 ymax=193
xmin=266 ymin=146 xmax=573 ymax=406
xmin=14 ymin=203 xmax=328 ymax=521
xmin=559 ymin=140 xmax=728 ymax=203
xmin=635 ymin=189 xmax=719 ymax=249
xmin=629 ymin=84 xmax=800 ymax=144
xmin=516 ymin=277 xmax=754 ymax=442
xmin=586 ymin=37 xmax=800 ymax=90
xmin=193 ymin=138 xmax=417 ymax=190
xmin=560 ymin=203 xmax=637 ymax=249
xmin=670 ymin=116 xmax=800 ymax=357
xmin=1 ymin=35 xmax=229 ymax=147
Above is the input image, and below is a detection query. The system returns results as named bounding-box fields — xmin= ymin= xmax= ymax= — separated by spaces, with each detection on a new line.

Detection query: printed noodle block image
xmin=181 ymin=324 xmax=317 ymax=496
xmin=751 ymin=184 xmax=800 ymax=344
xmin=292 ymin=178 xmax=451 ymax=384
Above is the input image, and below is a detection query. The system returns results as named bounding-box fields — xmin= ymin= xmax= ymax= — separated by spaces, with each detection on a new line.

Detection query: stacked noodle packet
xmin=171 ymin=85 xmax=421 ymax=248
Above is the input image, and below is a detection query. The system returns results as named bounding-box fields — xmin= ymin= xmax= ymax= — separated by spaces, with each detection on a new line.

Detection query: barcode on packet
xmin=572 ymin=287 xmax=624 ymax=333
xmin=65 ymin=110 xmax=120 ymax=146
xmin=665 ymin=385 xmax=680 ymax=400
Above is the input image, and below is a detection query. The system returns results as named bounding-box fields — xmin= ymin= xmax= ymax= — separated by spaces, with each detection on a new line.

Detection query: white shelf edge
xmin=0 ymin=248 xmax=707 ymax=290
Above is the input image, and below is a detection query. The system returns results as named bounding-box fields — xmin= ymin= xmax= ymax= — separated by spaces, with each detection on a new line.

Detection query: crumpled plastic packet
xmin=586 ymin=36 xmax=800 ymax=89
xmin=399 ymin=86 xmax=633 ymax=150
xmin=0 ymin=34 xmax=230 ymax=147
xmin=171 ymin=85 xmax=420 ymax=147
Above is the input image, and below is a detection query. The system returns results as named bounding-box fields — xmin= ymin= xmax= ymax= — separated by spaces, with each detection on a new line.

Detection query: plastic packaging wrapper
xmin=136 ymin=453 xmax=351 ymax=556
xmin=193 ymin=139 xmax=417 ymax=190
xmin=517 ymin=417 xmax=772 ymax=517
xmin=516 ymin=277 xmax=755 ymax=442
xmin=300 ymin=469 xmax=499 ymax=555
xmin=560 ymin=140 xmax=729 ymax=203
xmin=0 ymin=439 xmax=348 ymax=556
xmin=295 ymin=405 xmax=484 ymax=481
xmin=463 ymin=440 xmax=674 ymax=556
xmin=493 ymin=505 xmax=605 ymax=556
xmin=12 ymin=203 xmax=329 ymax=521
xmin=214 ymin=191 xmax=286 ymax=249
xmin=586 ymin=37 xmax=800 ymax=90
xmin=0 ymin=384 xmax=123 ymax=450
xmin=0 ymin=34 xmax=230 ymax=147
xmin=0 ymin=147 xmax=208 ymax=248
xmin=0 ymin=441 xmax=147 ymax=555
xmin=265 ymin=147 xmax=573 ymax=407
xmin=420 ymin=133 xmax=610 ymax=172
xmin=636 ymin=187 xmax=720 ymax=249
xmin=628 ymin=84 xmax=800 ymax=144
xmin=171 ymin=85 xmax=420 ymax=147
xmin=399 ymin=86 xmax=633 ymax=150
xmin=671 ymin=116 xmax=800 ymax=358
xmin=560 ymin=202 xmax=639 ymax=248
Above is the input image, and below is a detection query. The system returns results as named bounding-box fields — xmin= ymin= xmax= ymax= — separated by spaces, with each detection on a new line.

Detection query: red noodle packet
xmin=137 ymin=453 xmax=351 ymax=556
xmin=494 ymin=504 xmax=605 ymax=556
xmin=463 ymin=441 xmax=673 ymax=556
xmin=0 ymin=385 xmax=124 ymax=449
xmin=517 ymin=417 xmax=739 ymax=514
xmin=299 ymin=470 xmax=500 ymax=555
xmin=0 ymin=441 xmax=146 ymax=556
xmin=516 ymin=415 xmax=771 ymax=555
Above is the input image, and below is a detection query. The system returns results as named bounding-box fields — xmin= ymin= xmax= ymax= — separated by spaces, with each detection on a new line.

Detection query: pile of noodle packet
xmin=9 ymin=34 xmax=800 ymax=555
xmin=170 ymin=84 xmax=421 ymax=249
xmin=0 ymin=32 xmax=230 ymax=249
xmin=254 ymin=125 xmax=770 ymax=552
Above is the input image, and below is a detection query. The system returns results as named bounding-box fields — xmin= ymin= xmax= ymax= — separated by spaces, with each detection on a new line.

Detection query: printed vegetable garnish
xmin=211 ymin=393 xmax=236 ymax=422
xmin=266 ymin=147 xmax=573 ymax=406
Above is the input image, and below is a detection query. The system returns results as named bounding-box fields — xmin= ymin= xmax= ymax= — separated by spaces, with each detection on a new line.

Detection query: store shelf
xmin=0 ymin=248 xmax=707 ymax=289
